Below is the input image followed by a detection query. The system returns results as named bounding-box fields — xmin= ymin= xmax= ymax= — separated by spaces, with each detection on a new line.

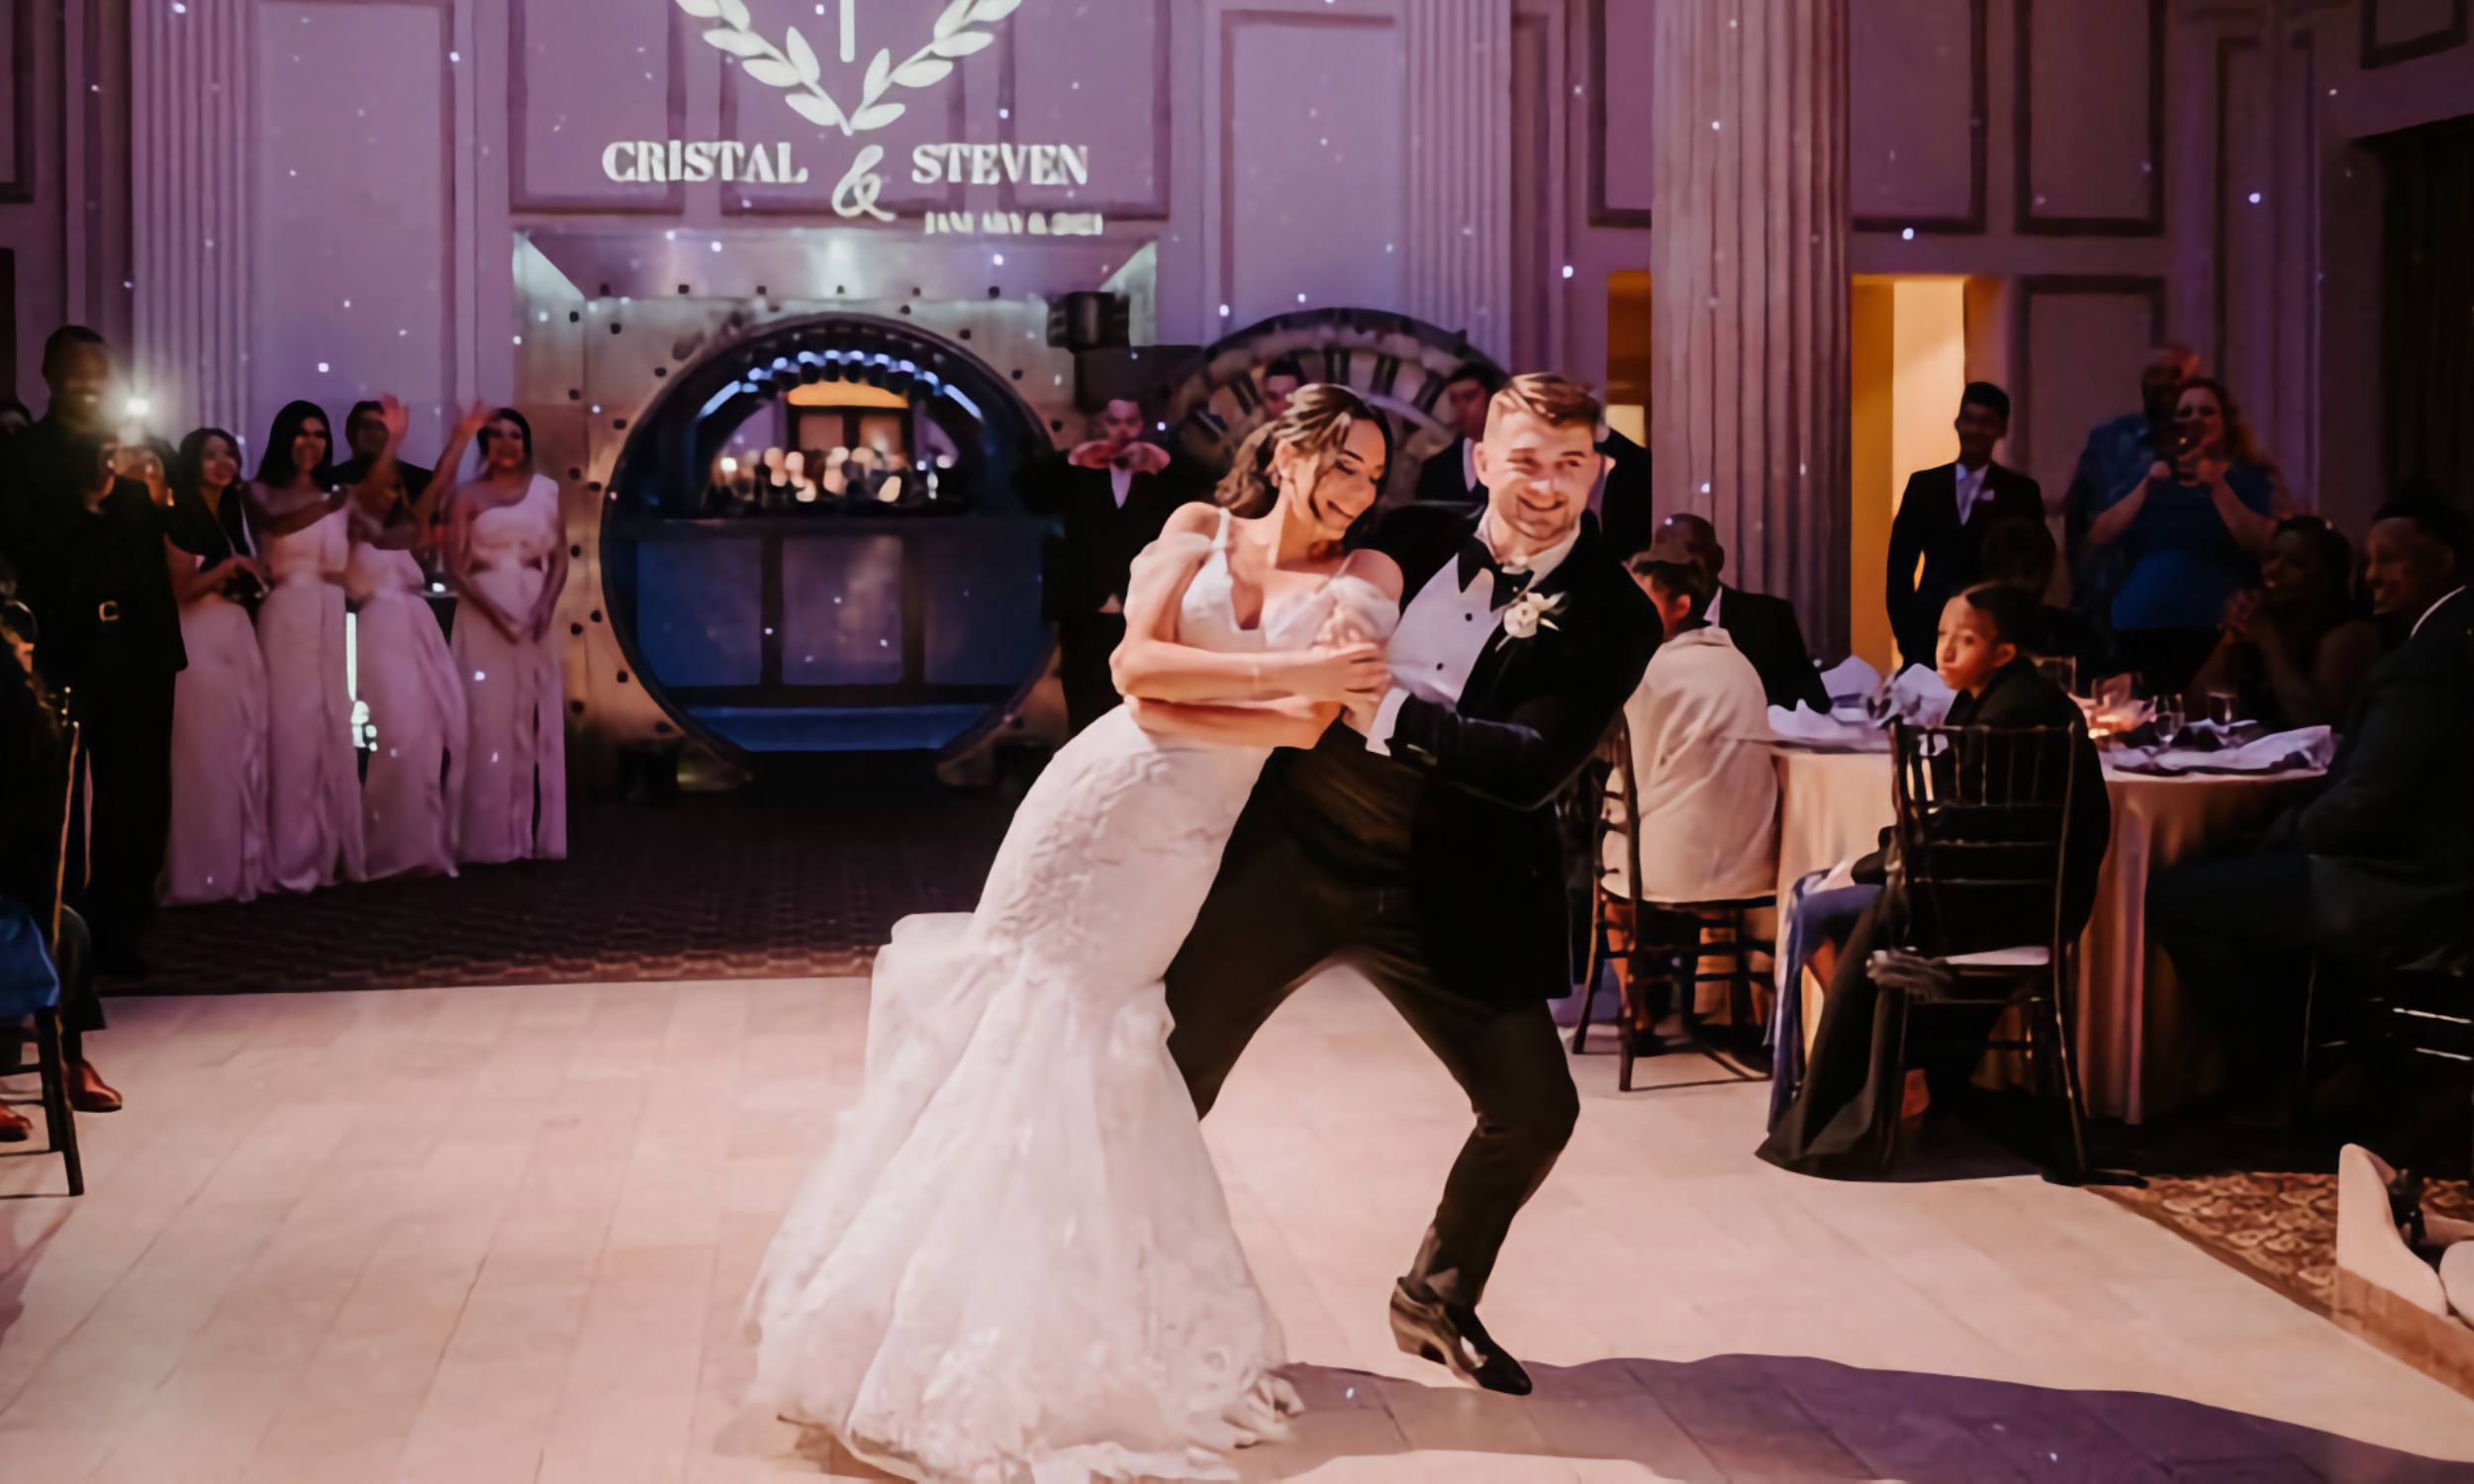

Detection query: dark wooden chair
xmin=0 ymin=685 xmax=84 ymax=1196
xmin=1871 ymin=720 xmax=2095 ymax=1182
xmin=1570 ymin=713 xmax=1774 ymax=1092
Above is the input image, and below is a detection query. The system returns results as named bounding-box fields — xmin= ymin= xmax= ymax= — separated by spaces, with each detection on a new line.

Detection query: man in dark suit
xmin=1654 ymin=512 xmax=1829 ymax=712
xmin=1166 ymin=374 xmax=1662 ymax=1396
xmin=1018 ymin=398 xmax=1207 ymax=734
xmin=2151 ymin=495 xmax=2474 ymax=1100
xmin=1411 ymin=364 xmax=1500 ymax=506
xmin=0 ymin=327 xmax=213 ymax=978
xmin=1885 ymin=382 xmax=2045 ymax=672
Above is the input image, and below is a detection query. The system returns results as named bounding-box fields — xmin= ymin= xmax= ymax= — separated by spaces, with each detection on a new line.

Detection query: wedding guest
xmin=1018 ymin=398 xmax=1206 ymax=733
xmin=2151 ymin=496 xmax=2472 ymax=1106
xmin=1412 ymin=364 xmax=1501 ymax=505
xmin=1592 ymin=423 xmax=1656 ymax=564
xmin=335 ymin=398 xmax=441 ymax=584
xmin=1654 ymin=512 xmax=1830 ymax=712
xmin=1597 ymin=541 xmax=1776 ymax=1054
xmin=0 ymin=599 xmax=120 ymax=1126
xmin=1760 ymin=584 xmax=2108 ymax=1177
xmin=249 ymin=400 xmax=365 ymax=892
xmin=1259 ymin=356 xmax=1305 ymax=423
xmin=2189 ymin=516 xmax=2382 ymax=732
xmin=2083 ymin=377 xmax=2286 ymax=695
xmin=0 ymin=397 xmax=31 ymax=442
xmin=352 ymin=400 xmax=486 ymax=879
xmin=1885 ymin=383 xmax=2044 ymax=671
xmin=445 ymin=409 xmax=569 ymax=864
xmin=1979 ymin=518 xmax=2110 ymax=688
xmin=2064 ymin=344 xmax=2201 ymax=638
xmin=162 ymin=428 xmax=272 ymax=904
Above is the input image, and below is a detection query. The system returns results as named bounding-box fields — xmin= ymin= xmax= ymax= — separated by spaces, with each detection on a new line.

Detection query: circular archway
xmin=600 ymin=314 xmax=1055 ymax=760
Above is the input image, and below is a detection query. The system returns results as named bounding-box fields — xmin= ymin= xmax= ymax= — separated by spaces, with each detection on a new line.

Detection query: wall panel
xmin=0 ymin=0 xmax=28 ymax=203
xmin=1850 ymin=0 xmax=1982 ymax=232
xmin=511 ymin=0 xmax=683 ymax=213
xmin=2214 ymin=38 xmax=2271 ymax=418
xmin=2016 ymin=276 xmax=2164 ymax=520
xmin=253 ymin=1 xmax=453 ymax=446
xmin=1589 ymin=0 xmax=1653 ymax=226
xmin=2363 ymin=0 xmax=2467 ymax=67
xmin=1219 ymin=11 xmax=1403 ymax=328
xmin=1001 ymin=0 xmax=1169 ymax=219
xmin=2016 ymin=0 xmax=2163 ymax=234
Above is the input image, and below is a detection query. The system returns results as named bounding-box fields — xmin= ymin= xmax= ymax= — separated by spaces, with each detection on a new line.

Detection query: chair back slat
xmin=1888 ymin=721 xmax=2080 ymax=962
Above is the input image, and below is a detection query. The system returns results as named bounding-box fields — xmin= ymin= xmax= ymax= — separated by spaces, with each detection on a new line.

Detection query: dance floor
xmin=4 ymin=974 xmax=2473 ymax=1482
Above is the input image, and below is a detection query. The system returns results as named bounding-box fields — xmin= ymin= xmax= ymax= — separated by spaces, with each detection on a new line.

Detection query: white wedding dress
xmin=748 ymin=512 xmax=1393 ymax=1484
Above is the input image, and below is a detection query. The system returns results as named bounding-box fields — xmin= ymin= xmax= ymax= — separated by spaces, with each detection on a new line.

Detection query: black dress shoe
xmin=1388 ymin=1279 xmax=1532 ymax=1395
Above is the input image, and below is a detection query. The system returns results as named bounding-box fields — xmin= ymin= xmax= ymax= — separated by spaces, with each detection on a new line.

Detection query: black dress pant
xmin=69 ymin=669 xmax=176 ymax=971
xmin=1164 ymin=814 xmax=1580 ymax=1309
xmin=1055 ymin=613 xmax=1127 ymax=737
xmin=2148 ymin=848 xmax=2319 ymax=1090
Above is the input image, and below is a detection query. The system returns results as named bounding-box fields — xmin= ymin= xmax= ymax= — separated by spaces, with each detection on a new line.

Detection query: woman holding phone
xmin=2083 ymin=377 xmax=2287 ymax=694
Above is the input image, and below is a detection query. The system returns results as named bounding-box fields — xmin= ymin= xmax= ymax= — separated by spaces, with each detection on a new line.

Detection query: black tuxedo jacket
xmin=1017 ymin=450 xmax=1205 ymax=620
xmin=2278 ymin=590 xmax=2474 ymax=954
xmin=1259 ymin=504 xmax=1662 ymax=1007
xmin=1717 ymin=587 xmax=1830 ymax=712
xmin=1885 ymin=461 xmax=2044 ymax=666
xmin=1412 ymin=436 xmax=1480 ymax=506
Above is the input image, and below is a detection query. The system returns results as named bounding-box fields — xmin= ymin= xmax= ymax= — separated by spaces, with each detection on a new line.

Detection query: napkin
xmin=2112 ymin=725 xmax=2334 ymax=777
xmin=1885 ymin=665 xmax=1955 ymax=727
xmin=1766 ymin=703 xmax=1890 ymax=752
xmin=1819 ymin=656 xmax=1882 ymax=704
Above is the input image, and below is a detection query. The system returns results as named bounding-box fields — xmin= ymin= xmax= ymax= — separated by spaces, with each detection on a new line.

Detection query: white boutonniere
xmin=1501 ymin=591 xmax=1566 ymax=640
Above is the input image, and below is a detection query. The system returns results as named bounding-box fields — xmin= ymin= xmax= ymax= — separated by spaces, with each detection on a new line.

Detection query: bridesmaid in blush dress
xmin=347 ymin=399 xmax=488 ymax=879
xmin=161 ymin=427 xmax=273 ymax=904
xmin=445 ymin=409 xmax=569 ymax=865
xmin=247 ymin=401 xmax=365 ymax=892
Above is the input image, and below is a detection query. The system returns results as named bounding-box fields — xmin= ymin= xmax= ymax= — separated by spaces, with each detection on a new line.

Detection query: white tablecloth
xmin=1770 ymin=748 xmax=2318 ymax=1122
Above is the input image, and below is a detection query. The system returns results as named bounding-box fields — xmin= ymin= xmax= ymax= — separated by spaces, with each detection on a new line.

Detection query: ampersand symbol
xmin=833 ymin=144 xmax=894 ymax=222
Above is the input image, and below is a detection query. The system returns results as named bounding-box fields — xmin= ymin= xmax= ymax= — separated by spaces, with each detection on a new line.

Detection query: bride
xmin=747 ymin=385 xmax=1403 ymax=1483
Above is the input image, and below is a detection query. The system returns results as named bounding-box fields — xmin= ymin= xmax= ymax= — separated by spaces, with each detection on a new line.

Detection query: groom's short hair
xmin=1488 ymin=373 xmax=1601 ymax=434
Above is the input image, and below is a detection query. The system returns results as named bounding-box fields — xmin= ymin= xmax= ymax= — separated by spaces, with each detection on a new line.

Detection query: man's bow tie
xmin=1458 ymin=537 xmax=1534 ymax=610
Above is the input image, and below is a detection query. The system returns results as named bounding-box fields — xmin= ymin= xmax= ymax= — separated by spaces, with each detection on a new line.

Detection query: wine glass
xmin=2152 ymin=692 xmax=2186 ymax=750
xmin=2205 ymin=690 xmax=2241 ymax=726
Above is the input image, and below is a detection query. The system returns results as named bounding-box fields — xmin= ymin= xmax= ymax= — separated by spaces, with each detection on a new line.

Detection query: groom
xmin=1164 ymin=373 xmax=1661 ymax=1394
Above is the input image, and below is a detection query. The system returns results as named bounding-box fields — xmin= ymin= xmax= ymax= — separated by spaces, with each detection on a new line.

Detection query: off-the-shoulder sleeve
xmin=1319 ymin=574 xmax=1400 ymax=644
xmin=1123 ymin=529 xmax=1218 ymax=613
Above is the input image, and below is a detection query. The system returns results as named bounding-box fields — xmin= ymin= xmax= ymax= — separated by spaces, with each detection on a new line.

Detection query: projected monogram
xmin=675 ymin=0 xmax=1018 ymax=137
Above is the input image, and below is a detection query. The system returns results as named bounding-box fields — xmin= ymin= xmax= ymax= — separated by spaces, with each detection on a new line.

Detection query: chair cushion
xmin=1941 ymin=946 xmax=2050 ymax=969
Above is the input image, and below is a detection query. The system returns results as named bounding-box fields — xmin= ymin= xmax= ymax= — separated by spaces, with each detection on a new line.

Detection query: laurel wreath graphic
xmin=675 ymin=0 xmax=1016 ymax=136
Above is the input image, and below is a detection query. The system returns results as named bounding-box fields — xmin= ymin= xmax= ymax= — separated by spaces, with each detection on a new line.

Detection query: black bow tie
xmin=1458 ymin=537 xmax=1534 ymax=610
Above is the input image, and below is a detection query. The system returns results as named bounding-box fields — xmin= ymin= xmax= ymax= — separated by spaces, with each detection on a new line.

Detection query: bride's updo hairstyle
xmin=1212 ymin=383 xmax=1392 ymax=518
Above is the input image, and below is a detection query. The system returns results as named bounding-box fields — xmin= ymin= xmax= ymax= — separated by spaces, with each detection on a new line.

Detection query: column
xmin=1403 ymin=0 xmax=1511 ymax=362
xmin=131 ymin=0 xmax=251 ymax=436
xmin=1652 ymin=0 xmax=1851 ymax=657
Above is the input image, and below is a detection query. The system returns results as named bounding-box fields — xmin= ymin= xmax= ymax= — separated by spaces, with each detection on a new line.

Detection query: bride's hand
xmin=1288 ymin=642 xmax=1387 ymax=703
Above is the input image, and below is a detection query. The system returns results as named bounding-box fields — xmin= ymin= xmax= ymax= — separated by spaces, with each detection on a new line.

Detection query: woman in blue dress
xmin=2083 ymin=376 xmax=2287 ymax=693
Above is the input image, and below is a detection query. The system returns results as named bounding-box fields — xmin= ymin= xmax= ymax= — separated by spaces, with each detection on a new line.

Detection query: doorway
xmin=2371 ymin=116 xmax=2474 ymax=513
xmin=1851 ymin=276 xmax=1970 ymax=673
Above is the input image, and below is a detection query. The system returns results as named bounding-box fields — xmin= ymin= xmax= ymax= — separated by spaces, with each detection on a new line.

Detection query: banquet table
xmin=1770 ymin=747 xmax=2321 ymax=1123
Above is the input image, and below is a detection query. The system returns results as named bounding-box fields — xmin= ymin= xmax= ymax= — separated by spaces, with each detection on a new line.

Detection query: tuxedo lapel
xmin=1461 ymin=521 xmax=1605 ymax=710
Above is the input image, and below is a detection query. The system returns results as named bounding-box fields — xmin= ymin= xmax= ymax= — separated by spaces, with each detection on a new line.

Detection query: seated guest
xmin=1979 ymin=517 xmax=2111 ymax=689
xmin=1412 ymin=364 xmax=1501 ymax=505
xmin=2083 ymin=376 xmax=2288 ymax=694
xmin=1884 ymin=382 xmax=2044 ymax=671
xmin=2189 ymin=516 xmax=2382 ymax=732
xmin=1655 ymin=512 xmax=1831 ymax=712
xmin=0 ymin=598 xmax=122 ymax=1135
xmin=1760 ymin=585 xmax=2108 ymax=1177
xmin=1597 ymin=542 xmax=1777 ymax=1052
xmin=2150 ymin=496 xmax=2472 ymax=1105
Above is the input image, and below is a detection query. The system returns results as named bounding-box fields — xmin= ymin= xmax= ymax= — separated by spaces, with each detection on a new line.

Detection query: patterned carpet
xmin=2101 ymin=1172 xmax=2474 ymax=1316
xmin=124 ymin=769 xmax=1017 ymax=997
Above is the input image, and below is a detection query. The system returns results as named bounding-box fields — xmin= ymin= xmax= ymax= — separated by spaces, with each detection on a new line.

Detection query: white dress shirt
xmin=1109 ymin=464 xmax=1134 ymax=509
xmin=1951 ymin=460 xmax=1992 ymax=525
xmin=1460 ymin=440 xmax=1480 ymax=495
xmin=1702 ymin=585 xmax=1726 ymax=628
xmin=1366 ymin=517 xmax=1581 ymax=756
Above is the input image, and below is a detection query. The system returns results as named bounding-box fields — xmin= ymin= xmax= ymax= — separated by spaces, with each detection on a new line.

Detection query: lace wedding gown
xmin=748 ymin=513 xmax=1392 ymax=1484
